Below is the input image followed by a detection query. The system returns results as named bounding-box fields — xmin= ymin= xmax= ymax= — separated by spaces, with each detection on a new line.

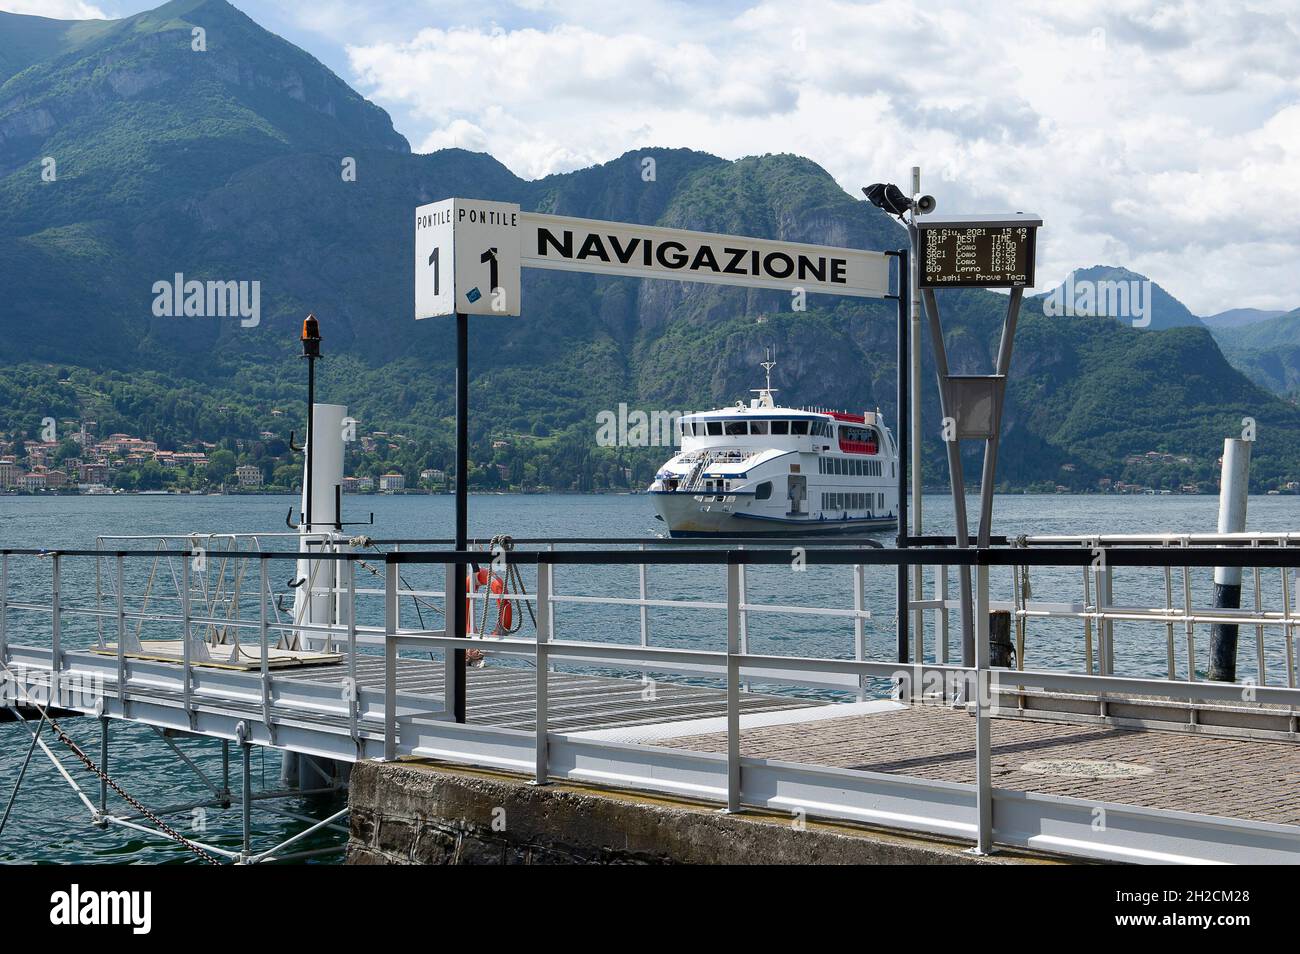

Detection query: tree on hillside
xmin=207 ymin=449 xmax=236 ymax=485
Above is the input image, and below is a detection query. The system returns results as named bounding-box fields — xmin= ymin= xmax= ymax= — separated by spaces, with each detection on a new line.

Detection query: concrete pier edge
xmin=347 ymin=759 xmax=1075 ymax=865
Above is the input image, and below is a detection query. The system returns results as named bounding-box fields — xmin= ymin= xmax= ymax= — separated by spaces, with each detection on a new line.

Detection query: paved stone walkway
xmin=661 ymin=704 xmax=1300 ymax=824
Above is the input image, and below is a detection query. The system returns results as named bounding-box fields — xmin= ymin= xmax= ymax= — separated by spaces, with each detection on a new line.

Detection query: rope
xmin=478 ymin=535 xmax=536 ymax=637
xmin=347 ymin=539 xmax=444 ymax=621
xmin=1 ymin=662 xmax=221 ymax=864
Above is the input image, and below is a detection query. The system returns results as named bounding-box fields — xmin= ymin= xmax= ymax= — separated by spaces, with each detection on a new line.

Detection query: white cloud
xmin=0 ymin=1 xmax=107 ymax=16
xmin=335 ymin=0 xmax=1300 ymax=313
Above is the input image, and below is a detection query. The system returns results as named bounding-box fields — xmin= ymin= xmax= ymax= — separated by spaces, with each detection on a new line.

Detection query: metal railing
xmin=379 ymin=543 xmax=1300 ymax=861
xmin=2 ymin=540 xmax=1299 ymax=863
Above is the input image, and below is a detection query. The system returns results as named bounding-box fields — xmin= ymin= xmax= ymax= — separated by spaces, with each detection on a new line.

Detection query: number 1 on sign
xmin=428 ymin=247 xmax=440 ymax=296
xmin=481 ymin=247 xmax=499 ymax=292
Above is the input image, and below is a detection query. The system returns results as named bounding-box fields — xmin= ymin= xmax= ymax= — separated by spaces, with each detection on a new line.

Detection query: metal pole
xmin=305 ymin=353 xmax=315 ymax=532
xmin=452 ymin=311 xmax=469 ymax=723
xmin=725 ymin=558 xmax=741 ymax=812
xmin=0 ymin=712 xmax=44 ymax=836
xmin=0 ymin=553 xmax=7 ymax=667
xmin=976 ymin=287 xmax=1023 ymax=546
xmin=1210 ymin=437 xmax=1251 ymax=681
xmin=973 ymin=560 xmax=993 ymax=854
xmin=534 ymin=562 xmax=550 ymax=785
xmin=384 ymin=561 xmax=398 ymax=760
xmin=895 ymin=247 xmax=910 ymax=664
xmin=241 ymin=733 xmax=252 ymax=863
xmin=909 ymin=166 xmax=925 ymax=662
xmin=98 ymin=715 xmax=109 ymax=821
xmin=221 ymin=740 xmax=231 ymax=808
xmin=51 ymin=554 xmax=61 ymax=696
xmin=442 ymin=563 xmax=461 ymax=718
xmin=922 ymin=288 xmax=975 ymax=666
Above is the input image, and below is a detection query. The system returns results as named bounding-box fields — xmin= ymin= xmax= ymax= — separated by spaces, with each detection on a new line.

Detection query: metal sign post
xmin=892 ymin=248 xmax=910 ymax=664
xmin=415 ymin=197 xmax=904 ymax=719
xmin=918 ymin=213 xmax=1041 ymax=666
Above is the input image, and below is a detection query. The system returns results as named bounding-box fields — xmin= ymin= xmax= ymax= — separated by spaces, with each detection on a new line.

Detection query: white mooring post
xmin=1210 ymin=438 xmax=1252 ymax=682
xmin=295 ymin=402 xmax=348 ymax=647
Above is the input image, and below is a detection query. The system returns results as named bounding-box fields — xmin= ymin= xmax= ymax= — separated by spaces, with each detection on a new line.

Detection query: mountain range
xmin=2 ymin=0 xmax=1300 ymax=494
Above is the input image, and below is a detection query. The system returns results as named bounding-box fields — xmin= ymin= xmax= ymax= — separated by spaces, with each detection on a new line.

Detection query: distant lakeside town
xmin=4 ymin=419 xmax=1300 ymax=497
xmin=0 ymin=420 xmax=445 ymax=496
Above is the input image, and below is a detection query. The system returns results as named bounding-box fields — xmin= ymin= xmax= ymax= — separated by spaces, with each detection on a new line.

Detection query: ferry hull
xmin=651 ymin=491 xmax=897 ymax=538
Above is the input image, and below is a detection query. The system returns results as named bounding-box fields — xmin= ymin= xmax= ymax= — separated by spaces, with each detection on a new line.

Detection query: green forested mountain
xmin=3 ymin=0 xmax=1300 ymax=493
xmin=1208 ymin=310 xmax=1300 ymax=401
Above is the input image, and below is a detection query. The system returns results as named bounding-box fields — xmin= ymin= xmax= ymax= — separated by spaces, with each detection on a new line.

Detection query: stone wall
xmin=347 ymin=760 xmax=1039 ymax=865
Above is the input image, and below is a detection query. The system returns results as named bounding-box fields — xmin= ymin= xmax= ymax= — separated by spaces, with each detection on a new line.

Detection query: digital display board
xmin=918 ymin=215 xmax=1040 ymax=289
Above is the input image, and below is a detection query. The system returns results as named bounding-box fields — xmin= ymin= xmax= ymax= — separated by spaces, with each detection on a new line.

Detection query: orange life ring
xmin=467 ymin=568 xmax=511 ymax=635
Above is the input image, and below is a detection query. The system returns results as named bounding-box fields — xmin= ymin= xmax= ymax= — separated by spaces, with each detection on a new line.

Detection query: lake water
xmin=1 ymin=492 xmax=1295 ymax=863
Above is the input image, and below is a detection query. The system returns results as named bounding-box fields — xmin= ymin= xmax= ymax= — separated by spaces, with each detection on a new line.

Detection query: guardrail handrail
xmin=2 ymin=539 xmax=1298 ymax=862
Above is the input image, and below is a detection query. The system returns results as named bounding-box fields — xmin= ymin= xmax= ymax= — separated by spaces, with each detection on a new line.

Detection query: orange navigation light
xmin=301 ymin=313 xmax=321 ymax=357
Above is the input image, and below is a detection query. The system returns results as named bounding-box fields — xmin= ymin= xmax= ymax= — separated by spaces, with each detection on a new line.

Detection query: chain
xmin=2 ymin=664 xmax=222 ymax=864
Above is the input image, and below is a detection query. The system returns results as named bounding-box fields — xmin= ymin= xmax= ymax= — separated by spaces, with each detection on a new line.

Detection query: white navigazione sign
xmin=415 ymin=198 xmax=522 ymax=318
xmin=520 ymin=213 xmax=890 ymax=298
xmin=414 ymin=198 xmax=891 ymax=318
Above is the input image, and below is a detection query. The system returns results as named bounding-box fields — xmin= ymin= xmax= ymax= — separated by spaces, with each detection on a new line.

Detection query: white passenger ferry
xmin=648 ymin=357 xmax=899 ymax=537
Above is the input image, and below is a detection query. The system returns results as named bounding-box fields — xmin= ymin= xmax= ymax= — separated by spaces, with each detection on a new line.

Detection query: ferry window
xmin=707 ymin=421 xmax=723 ymax=436
xmin=771 ymin=421 xmax=789 ymax=435
xmin=679 ymin=421 xmax=690 ymax=437
xmin=725 ymin=421 xmax=747 ymax=436
xmin=791 ymin=420 xmax=809 ymax=435
xmin=751 ymin=420 xmax=768 ymax=435
xmin=755 ymin=481 xmax=772 ymax=501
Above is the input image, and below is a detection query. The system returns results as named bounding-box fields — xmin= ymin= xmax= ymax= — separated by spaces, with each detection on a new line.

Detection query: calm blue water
xmin=1 ymin=492 xmax=1295 ymax=863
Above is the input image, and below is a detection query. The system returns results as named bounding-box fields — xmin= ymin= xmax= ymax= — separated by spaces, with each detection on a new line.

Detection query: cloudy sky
xmin=10 ymin=0 xmax=1300 ymax=314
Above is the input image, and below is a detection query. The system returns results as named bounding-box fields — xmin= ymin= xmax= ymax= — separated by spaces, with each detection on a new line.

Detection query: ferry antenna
xmin=756 ymin=345 xmax=778 ymax=396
